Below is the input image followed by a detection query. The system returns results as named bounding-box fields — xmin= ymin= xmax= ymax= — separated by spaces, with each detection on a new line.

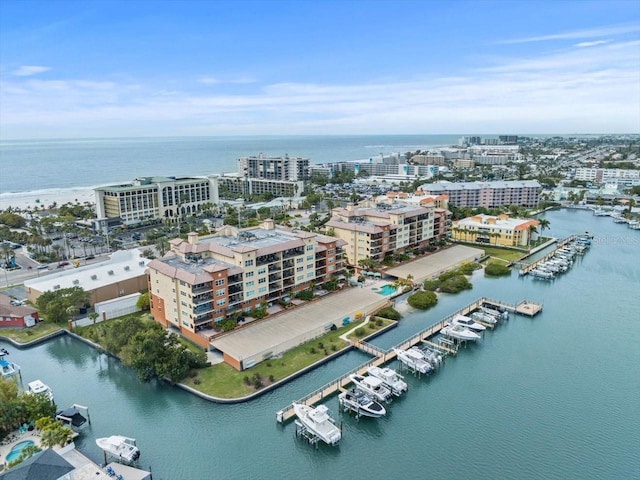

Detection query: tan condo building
xmin=451 ymin=214 xmax=539 ymax=247
xmin=147 ymin=220 xmax=345 ymax=350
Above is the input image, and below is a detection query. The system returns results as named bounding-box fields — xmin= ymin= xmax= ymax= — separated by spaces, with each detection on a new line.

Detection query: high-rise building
xmin=237 ymin=154 xmax=310 ymax=181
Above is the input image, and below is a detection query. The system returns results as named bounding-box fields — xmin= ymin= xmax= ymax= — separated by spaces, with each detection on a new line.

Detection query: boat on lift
xmin=440 ymin=324 xmax=481 ymax=342
xmin=366 ymin=366 xmax=408 ymax=396
xmin=338 ymin=387 xmax=386 ymax=418
xmin=394 ymin=348 xmax=433 ymax=374
xmin=27 ymin=380 xmax=54 ymax=402
xmin=0 ymin=348 xmax=19 ymax=379
xmin=96 ymin=435 xmax=140 ymax=462
xmin=293 ymin=403 xmax=342 ymax=446
xmin=349 ymin=374 xmax=393 ymax=402
xmin=450 ymin=313 xmax=486 ymax=331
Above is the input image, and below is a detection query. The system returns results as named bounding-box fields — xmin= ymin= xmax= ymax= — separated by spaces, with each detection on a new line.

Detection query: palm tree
xmin=527 ymin=224 xmax=538 ymax=249
xmin=538 ymin=218 xmax=550 ymax=235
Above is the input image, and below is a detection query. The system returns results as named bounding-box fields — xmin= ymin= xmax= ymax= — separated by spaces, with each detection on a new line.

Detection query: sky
xmin=0 ymin=0 xmax=639 ymax=139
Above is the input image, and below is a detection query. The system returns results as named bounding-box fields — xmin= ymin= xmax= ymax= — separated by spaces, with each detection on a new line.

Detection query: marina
xmin=276 ymin=297 xmax=542 ymax=424
xmin=0 ymin=209 xmax=638 ymax=479
xmin=518 ymin=234 xmax=591 ymax=278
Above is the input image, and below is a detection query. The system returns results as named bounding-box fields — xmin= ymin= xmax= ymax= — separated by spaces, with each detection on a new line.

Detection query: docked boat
xmin=415 ymin=346 xmax=443 ymax=368
xmin=481 ymin=305 xmax=509 ymax=320
xmin=349 ymin=374 xmax=393 ymax=402
xmin=593 ymin=208 xmax=609 ymax=216
xmin=440 ymin=324 xmax=481 ymax=342
xmin=96 ymin=435 xmax=141 ymax=462
xmin=27 ymin=380 xmax=54 ymax=402
xmin=0 ymin=348 xmax=19 ymax=378
xmin=366 ymin=366 xmax=408 ymax=396
xmin=293 ymin=403 xmax=341 ymax=446
xmin=628 ymin=220 xmax=640 ymax=230
xmin=394 ymin=348 xmax=432 ymax=374
xmin=338 ymin=387 xmax=386 ymax=418
xmin=450 ymin=313 xmax=486 ymax=331
xmin=56 ymin=406 xmax=88 ymax=429
xmin=471 ymin=311 xmax=498 ymax=324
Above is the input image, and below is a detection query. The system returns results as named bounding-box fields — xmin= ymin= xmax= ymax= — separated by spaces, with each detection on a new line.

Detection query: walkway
xmin=385 ymin=245 xmax=485 ymax=282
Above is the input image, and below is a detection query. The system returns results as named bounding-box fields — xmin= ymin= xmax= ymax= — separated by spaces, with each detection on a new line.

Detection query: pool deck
xmin=0 ymin=430 xmax=42 ymax=467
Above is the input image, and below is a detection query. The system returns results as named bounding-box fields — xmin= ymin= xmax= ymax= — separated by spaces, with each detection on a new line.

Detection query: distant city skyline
xmin=1 ymin=0 xmax=639 ymax=139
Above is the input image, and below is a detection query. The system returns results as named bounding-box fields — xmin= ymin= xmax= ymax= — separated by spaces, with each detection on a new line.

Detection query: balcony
xmin=193 ymin=294 xmax=213 ymax=305
xmin=228 ymin=274 xmax=243 ymax=285
xmin=282 ymin=259 xmax=294 ymax=268
xmin=192 ymin=284 xmax=212 ymax=294
xmin=268 ymin=264 xmax=280 ymax=273
xmin=194 ymin=315 xmax=213 ymax=325
xmin=229 ymin=293 xmax=243 ymax=305
xmin=193 ymin=303 xmax=213 ymax=315
xmin=257 ymin=254 xmax=280 ymax=265
xmin=228 ymin=284 xmax=243 ymax=295
xmin=282 ymin=268 xmax=294 ymax=278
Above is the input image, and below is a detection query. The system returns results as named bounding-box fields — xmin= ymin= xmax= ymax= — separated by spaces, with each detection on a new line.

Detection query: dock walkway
xmin=518 ymin=234 xmax=576 ymax=276
xmin=276 ymin=296 xmax=542 ymax=423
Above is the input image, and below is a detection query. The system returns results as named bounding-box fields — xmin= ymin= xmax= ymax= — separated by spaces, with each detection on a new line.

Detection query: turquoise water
xmin=375 ymin=284 xmax=397 ymax=296
xmin=5 ymin=440 xmax=34 ymax=463
xmin=2 ymin=210 xmax=639 ymax=479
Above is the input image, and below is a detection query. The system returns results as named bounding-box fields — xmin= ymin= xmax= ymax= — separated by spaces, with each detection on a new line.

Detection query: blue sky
xmin=1 ymin=0 xmax=639 ymax=139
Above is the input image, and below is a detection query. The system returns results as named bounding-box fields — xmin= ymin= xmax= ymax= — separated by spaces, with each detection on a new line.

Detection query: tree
xmin=137 ymin=292 xmax=150 ymax=311
xmin=88 ymin=312 xmax=99 ymax=325
xmin=538 ymin=218 xmax=550 ymax=234
xmin=407 ymin=291 xmax=438 ymax=310
xmin=528 ymin=224 xmax=538 ymax=248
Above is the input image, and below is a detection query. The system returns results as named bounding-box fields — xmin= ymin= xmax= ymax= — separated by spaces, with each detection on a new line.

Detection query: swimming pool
xmin=5 ymin=440 xmax=34 ymax=463
xmin=375 ymin=284 xmax=397 ymax=296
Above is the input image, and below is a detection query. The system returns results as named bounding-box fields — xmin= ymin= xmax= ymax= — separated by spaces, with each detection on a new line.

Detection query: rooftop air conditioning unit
xmin=72 ymin=279 xmax=79 ymax=285
xmin=53 ymin=285 xmax=60 ymax=290
xmin=91 ymin=275 xmax=98 ymax=280
xmin=139 ymin=261 xmax=145 ymax=266
xmin=124 ymin=266 xmax=130 ymax=271
xmin=108 ymin=270 xmax=114 ymax=275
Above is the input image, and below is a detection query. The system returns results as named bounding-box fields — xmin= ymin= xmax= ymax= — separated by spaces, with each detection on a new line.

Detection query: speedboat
xmin=338 ymin=387 xmax=386 ymax=418
xmin=471 ymin=311 xmax=498 ymax=324
xmin=349 ymin=374 xmax=393 ymax=402
xmin=27 ymin=380 xmax=54 ymax=402
xmin=417 ymin=347 xmax=443 ymax=368
xmin=394 ymin=348 xmax=432 ymax=374
xmin=0 ymin=348 xmax=18 ymax=378
xmin=293 ymin=403 xmax=341 ymax=446
xmin=440 ymin=324 xmax=481 ymax=342
xmin=96 ymin=435 xmax=140 ymax=462
xmin=481 ymin=305 xmax=509 ymax=320
xmin=450 ymin=314 xmax=486 ymax=331
xmin=367 ymin=366 xmax=408 ymax=396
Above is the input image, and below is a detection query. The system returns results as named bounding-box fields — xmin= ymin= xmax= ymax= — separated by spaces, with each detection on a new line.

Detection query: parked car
xmin=85 ymin=255 xmax=95 ymax=260
xmin=37 ymin=265 xmax=49 ymax=270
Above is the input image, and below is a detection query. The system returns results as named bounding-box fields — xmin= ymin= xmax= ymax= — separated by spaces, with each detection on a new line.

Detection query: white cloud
xmin=196 ymin=75 xmax=256 ymax=85
xmin=496 ymin=24 xmax=639 ymax=45
xmin=11 ymin=65 xmax=51 ymax=76
xmin=574 ymin=39 xmax=612 ymax=48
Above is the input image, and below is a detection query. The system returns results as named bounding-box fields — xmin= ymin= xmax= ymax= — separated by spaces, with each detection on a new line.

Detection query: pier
xmin=276 ymin=296 xmax=542 ymax=423
xmin=518 ymin=234 xmax=577 ymax=276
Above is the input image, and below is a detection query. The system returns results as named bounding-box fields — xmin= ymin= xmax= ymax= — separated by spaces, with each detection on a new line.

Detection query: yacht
xmin=96 ymin=435 xmax=141 ymax=462
xmin=27 ymin=380 xmax=54 ymax=402
xmin=293 ymin=404 xmax=342 ymax=446
xmin=394 ymin=348 xmax=432 ymax=374
xmin=440 ymin=324 xmax=481 ymax=342
xmin=349 ymin=374 xmax=393 ymax=402
xmin=366 ymin=366 xmax=408 ymax=396
xmin=338 ymin=387 xmax=386 ymax=418
xmin=450 ymin=314 xmax=486 ymax=332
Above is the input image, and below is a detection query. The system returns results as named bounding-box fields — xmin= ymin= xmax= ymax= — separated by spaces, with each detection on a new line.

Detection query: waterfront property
xmin=147 ymin=220 xmax=346 ymax=355
xmin=0 ymin=293 xmax=40 ymax=328
xmin=451 ymin=214 xmax=539 ymax=247
xmin=326 ymin=202 xmax=439 ymax=266
xmin=418 ymin=180 xmax=541 ymax=208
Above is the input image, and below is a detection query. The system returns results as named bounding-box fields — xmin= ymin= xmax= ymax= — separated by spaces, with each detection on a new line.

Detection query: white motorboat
xmin=349 ymin=374 xmax=393 ymax=402
xmin=471 ymin=311 xmax=498 ymax=324
xmin=417 ymin=347 xmax=443 ymax=368
xmin=450 ymin=314 xmax=486 ymax=331
xmin=394 ymin=348 xmax=432 ymax=374
xmin=367 ymin=366 xmax=408 ymax=396
xmin=293 ymin=403 xmax=341 ymax=446
xmin=27 ymin=380 xmax=54 ymax=402
xmin=481 ymin=305 xmax=509 ymax=320
xmin=441 ymin=324 xmax=481 ymax=342
xmin=0 ymin=348 xmax=18 ymax=378
xmin=96 ymin=435 xmax=140 ymax=462
xmin=338 ymin=387 xmax=386 ymax=418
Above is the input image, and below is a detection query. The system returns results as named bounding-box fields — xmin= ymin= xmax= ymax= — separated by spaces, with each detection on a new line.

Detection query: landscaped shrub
xmin=439 ymin=274 xmax=472 ymax=293
xmin=295 ymin=289 xmax=314 ymax=301
xmin=354 ymin=327 xmax=366 ymax=337
xmin=423 ymin=279 xmax=441 ymax=291
xmin=485 ymin=262 xmax=512 ymax=276
xmin=458 ymin=262 xmax=481 ymax=275
xmin=408 ymin=291 xmax=438 ymax=310
xmin=375 ymin=306 xmax=402 ymax=321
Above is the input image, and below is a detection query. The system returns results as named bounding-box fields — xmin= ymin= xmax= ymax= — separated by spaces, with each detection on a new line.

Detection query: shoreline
xmin=0 ymin=187 xmax=97 ymax=212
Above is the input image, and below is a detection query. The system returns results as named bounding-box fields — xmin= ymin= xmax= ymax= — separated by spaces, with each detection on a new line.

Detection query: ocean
xmin=0 ymin=135 xmax=462 ymax=196
xmin=2 ymin=209 xmax=639 ymax=479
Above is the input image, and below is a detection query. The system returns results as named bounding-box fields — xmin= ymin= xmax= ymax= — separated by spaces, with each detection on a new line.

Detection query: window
xmin=181 ymin=291 xmax=187 ymax=296
xmin=258 ymin=286 xmax=267 ymax=293
xmin=297 ymin=275 xmax=304 ymax=281
xmin=328 ymin=249 xmax=335 ymax=254
xmin=215 ymin=289 xmax=225 ymax=296
xmin=181 ymin=301 xmax=188 ymax=307
xmin=297 ymin=266 xmax=303 ymax=272
xmin=307 ymin=255 xmax=314 ymax=261
xmin=306 ymin=245 xmax=314 ymax=251
xmin=216 ymin=299 xmax=226 ymax=306
xmin=307 ymin=264 xmax=313 ymax=269
xmin=246 ymin=281 xmax=254 ymax=287
xmin=244 ymin=259 xmax=254 ymax=267
xmin=258 ymin=267 xmax=266 ymax=274
xmin=215 ymin=279 xmax=225 ymax=286
xmin=297 ymin=258 xmax=303 ymax=264
xmin=245 ymin=271 xmax=254 ymax=278
xmin=258 ymin=277 xmax=266 ymax=284
xmin=306 ymin=272 xmax=314 ymax=278
xmin=246 ymin=290 xmax=255 ymax=298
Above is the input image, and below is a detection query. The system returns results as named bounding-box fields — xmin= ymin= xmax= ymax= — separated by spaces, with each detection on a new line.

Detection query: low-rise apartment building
xmin=451 ymin=214 xmax=539 ymax=247
xmin=147 ymin=220 xmax=345 ymax=348
xmin=326 ymin=203 xmax=438 ymax=266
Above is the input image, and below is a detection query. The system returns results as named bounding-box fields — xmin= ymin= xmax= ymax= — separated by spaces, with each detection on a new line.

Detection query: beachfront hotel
xmin=325 ymin=203 xmax=439 ymax=266
xmin=451 ymin=214 xmax=539 ymax=247
xmin=418 ymin=180 xmax=541 ymax=208
xmin=146 ymin=220 xmax=345 ymax=350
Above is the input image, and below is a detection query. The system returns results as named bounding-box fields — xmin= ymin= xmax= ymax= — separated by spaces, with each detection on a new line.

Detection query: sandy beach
xmin=0 ymin=187 xmax=96 ymax=212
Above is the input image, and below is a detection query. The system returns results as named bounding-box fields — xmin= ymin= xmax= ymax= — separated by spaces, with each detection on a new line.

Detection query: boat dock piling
xmin=276 ymin=297 xmax=542 ymax=424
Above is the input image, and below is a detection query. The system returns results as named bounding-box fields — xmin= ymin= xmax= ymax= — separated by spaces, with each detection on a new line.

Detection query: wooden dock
xmin=519 ymin=234 xmax=576 ymax=276
xmin=276 ymin=296 xmax=543 ymax=423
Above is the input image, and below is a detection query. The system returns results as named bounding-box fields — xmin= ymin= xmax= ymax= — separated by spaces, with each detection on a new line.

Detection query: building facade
xmin=451 ymin=214 xmax=539 ymax=247
xmin=574 ymin=168 xmax=640 ymax=186
xmin=147 ymin=221 xmax=345 ymax=349
xmin=419 ymin=180 xmax=541 ymax=208
xmin=0 ymin=294 xmax=40 ymax=328
xmin=326 ymin=203 xmax=438 ymax=266
xmin=237 ymin=154 xmax=310 ymax=181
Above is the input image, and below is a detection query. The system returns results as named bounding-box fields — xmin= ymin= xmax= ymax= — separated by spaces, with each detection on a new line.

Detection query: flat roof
xmin=211 ymin=288 xmax=388 ymax=361
xmin=385 ymin=245 xmax=485 ymax=282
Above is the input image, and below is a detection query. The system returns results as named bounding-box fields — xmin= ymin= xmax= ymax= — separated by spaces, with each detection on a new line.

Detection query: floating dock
xmin=518 ymin=234 xmax=585 ymax=276
xmin=276 ymin=296 xmax=542 ymax=423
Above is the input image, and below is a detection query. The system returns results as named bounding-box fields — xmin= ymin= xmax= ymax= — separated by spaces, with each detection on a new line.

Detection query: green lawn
xmin=477 ymin=246 xmax=527 ymax=263
xmin=183 ymin=319 xmax=372 ymax=398
xmin=0 ymin=321 xmax=63 ymax=344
